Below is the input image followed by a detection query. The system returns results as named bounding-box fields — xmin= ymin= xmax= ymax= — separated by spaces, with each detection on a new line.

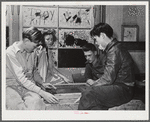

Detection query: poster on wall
xmin=23 ymin=6 xmax=58 ymax=27
xmin=59 ymin=7 xmax=92 ymax=28
xmin=59 ymin=29 xmax=94 ymax=47
xmin=122 ymin=25 xmax=139 ymax=42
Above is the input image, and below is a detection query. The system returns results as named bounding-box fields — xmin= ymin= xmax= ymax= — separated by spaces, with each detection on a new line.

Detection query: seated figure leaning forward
xmin=34 ymin=28 xmax=71 ymax=85
xmin=6 ymin=27 xmax=59 ymax=110
xmin=78 ymin=23 xmax=135 ymax=110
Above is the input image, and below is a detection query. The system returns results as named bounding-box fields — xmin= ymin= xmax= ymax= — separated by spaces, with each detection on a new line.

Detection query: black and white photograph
xmin=2 ymin=1 xmax=149 ymax=121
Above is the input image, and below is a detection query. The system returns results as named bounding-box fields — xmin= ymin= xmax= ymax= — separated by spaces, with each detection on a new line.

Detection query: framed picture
xmin=122 ymin=25 xmax=139 ymax=42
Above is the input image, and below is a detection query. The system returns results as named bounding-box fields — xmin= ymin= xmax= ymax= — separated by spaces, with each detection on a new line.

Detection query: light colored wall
xmin=106 ymin=5 xmax=145 ymax=41
xmin=106 ymin=6 xmax=123 ymax=41
xmin=8 ymin=5 xmax=20 ymax=45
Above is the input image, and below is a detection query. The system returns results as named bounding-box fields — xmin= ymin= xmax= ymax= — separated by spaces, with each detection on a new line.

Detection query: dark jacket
xmin=84 ymin=50 xmax=105 ymax=81
xmin=95 ymin=38 xmax=135 ymax=86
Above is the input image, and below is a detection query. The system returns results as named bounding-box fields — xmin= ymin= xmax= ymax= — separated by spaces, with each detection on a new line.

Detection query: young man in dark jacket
xmin=78 ymin=23 xmax=135 ymax=110
xmin=82 ymin=43 xmax=105 ymax=82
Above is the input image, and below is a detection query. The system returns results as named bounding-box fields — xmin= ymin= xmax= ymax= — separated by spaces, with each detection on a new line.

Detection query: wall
xmin=94 ymin=5 xmax=106 ymax=25
xmin=106 ymin=5 xmax=145 ymax=42
xmin=106 ymin=6 xmax=123 ymax=41
xmin=7 ymin=5 xmax=20 ymax=45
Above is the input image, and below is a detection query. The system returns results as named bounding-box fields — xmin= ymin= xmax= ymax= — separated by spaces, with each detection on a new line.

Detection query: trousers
xmin=78 ymin=83 xmax=134 ymax=110
xmin=6 ymin=87 xmax=46 ymax=110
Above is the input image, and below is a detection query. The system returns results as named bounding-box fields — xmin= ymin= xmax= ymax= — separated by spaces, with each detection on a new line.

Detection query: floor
xmin=45 ymin=100 xmax=145 ymax=110
xmin=45 ymin=85 xmax=145 ymax=110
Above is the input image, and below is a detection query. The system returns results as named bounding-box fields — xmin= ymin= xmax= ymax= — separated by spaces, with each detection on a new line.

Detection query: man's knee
xmin=6 ymin=87 xmax=24 ymax=110
xmin=78 ymin=88 xmax=96 ymax=110
xmin=82 ymin=87 xmax=93 ymax=96
xmin=23 ymin=92 xmax=46 ymax=110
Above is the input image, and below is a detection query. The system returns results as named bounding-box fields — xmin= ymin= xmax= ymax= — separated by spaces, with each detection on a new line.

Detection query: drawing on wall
xmin=59 ymin=7 xmax=92 ymax=28
xmin=122 ymin=25 xmax=139 ymax=42
xmin=23 ymin=6 xmax=58 ymax=27
xmin=59 ymin=29 xmax=94 ymax=47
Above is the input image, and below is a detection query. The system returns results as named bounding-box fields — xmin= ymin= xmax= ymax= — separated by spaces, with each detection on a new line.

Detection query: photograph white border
xmin=2 ymin=1 xmax=149 ymax=120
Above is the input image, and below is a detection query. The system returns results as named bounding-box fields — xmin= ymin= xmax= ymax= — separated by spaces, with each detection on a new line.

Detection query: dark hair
xmin=82 ymin=43 xmax=97 ymax=52
xmin=23 ymin=27 xmax=42 ymax=44
xmin=90 ymin=23 xmax=113 ymax=39
xmin=75 ymin=38 xmax=88 ymax=47
xmin=42 ymin=28 xmax=57 ymax=43
xmin=64 ymin=34 xmax=75 ymax=46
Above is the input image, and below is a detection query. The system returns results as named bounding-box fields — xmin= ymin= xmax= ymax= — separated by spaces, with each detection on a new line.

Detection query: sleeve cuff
xmin=33 ymin=86 xmax=41 ymax=94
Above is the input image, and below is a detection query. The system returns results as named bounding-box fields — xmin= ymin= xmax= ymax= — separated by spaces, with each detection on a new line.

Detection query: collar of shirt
xmin=13 ymin=41 xmax=25 ymax=54
xmin=85 ymin=56 xmax=101 ymax=68
xmin=104 ymin=38 xmax=118 ymax=53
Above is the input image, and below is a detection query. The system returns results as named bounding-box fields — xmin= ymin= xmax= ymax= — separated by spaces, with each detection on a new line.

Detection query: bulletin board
xmin=22 ymin=5 xmax=94 ymax=68
xmin=59 ymin=29 xmax=94 ymax=47
xmin=22 ymin=6 xmax=58 ymax=27
xmin=59 ymin=7 xmax=92 ymax=28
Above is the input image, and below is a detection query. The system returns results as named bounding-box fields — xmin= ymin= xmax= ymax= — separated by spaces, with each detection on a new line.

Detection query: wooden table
xmin=45 ymin=83 xmax=87 ymax=110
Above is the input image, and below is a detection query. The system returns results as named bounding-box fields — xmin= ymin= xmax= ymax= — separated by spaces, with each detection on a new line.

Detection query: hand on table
xmin=86 ymin=79 xmax=95 ymax=86
xmin=62 ymin=76 xmax=70 ymax=83
xmin=43 ymin=82 xmax=56 ymax=89
xmin=39 ymin=90 xmax=59 ymax=104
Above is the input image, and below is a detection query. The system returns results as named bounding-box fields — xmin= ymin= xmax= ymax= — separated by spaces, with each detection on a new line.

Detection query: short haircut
xmin=42 ymin=28 xmax=57 ymax=43
xmin=23 ymin=27 xmax=42 ymax=44
xmin=90 ymin=23 xmax=113 ymax=39
xmin=82 ymin=43 xmax=97 ymax=52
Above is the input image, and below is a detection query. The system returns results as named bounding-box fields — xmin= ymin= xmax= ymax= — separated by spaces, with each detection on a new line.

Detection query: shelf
xmin=58 ymin=47 xmax=82 ymax=49
xmin=119 ymin=42 xmax=145 ymax=50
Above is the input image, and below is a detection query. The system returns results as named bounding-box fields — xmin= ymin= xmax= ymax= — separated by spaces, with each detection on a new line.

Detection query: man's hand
xmin=25 ymin=72 xmax=33 ymax=80
xmin=23 ymin=69 xmax=33 ymax=80
xmin=86 ymin=79 xmax=95 ymax=86
xmin=43 ymin=83 xmax=56 ymax=89
xmin=62 ymin=76 xmax=70 ymax=83
xmin=39 ymin=90 xmax=59 ymax=104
